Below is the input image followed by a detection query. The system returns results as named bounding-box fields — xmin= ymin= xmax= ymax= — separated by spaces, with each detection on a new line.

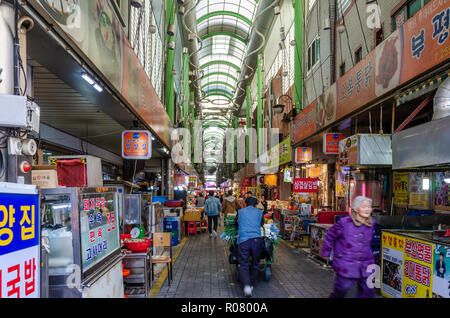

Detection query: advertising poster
xmin=0 ymin=192 xmax=40 ymax=298
xmin=284 ymin=168 xmax=293 ymax=183
xmin=188 ymin=176 xmax=197 ymax=188
xmin=433 ymin=245 xmax=450 ymax=298
xmin=433 ymin=172 xmax=450 ymax=210
xmin=409 ymin=172 xmax=429 ymax=209
xmin=381 ymin=231 xmax=434 ymax=298
xmin=339 ymin=135 xmax=358 ymax=166
xmin=393 ymin=172 xmax=409 ymax=205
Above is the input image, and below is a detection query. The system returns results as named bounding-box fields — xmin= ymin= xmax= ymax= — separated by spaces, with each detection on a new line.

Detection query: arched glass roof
xmin=195 ymin=0 xmax=258 ymax=164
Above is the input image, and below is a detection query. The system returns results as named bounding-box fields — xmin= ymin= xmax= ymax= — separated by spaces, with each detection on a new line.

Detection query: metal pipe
xmin=329 ymin=0 xmax=336 ymax=85
xmin=13 ymin=0 xmax=20 ymax=95
xmin=395 ymin=95 xmax=432 ymax=133
xmin=433 ymin=76 xmax=450 ymax=120
xmin=0 ymin=1 xmax=15 ymax=95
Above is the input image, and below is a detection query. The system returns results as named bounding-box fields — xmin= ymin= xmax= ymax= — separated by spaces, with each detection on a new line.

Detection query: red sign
xmin=241 ymin=178 xmax=250 ymax=187
xmin=122 ymin=131 xmax=151 ymax=159
xmin=323 ymin=133 xmax=345 ymax=154
xmin=293 ymin=178 xmax=319 ymax=193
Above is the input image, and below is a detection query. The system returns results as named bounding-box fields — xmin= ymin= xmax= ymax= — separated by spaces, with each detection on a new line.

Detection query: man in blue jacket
xmin=235 ymin=196 xmax=264 ymax=297
xmin=204 ymin=190 xmax=222 ymax=238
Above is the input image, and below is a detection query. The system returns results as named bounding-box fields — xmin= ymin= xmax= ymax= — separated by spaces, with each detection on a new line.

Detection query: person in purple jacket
xmin=321 ymin=196 xmax=376 ymax=298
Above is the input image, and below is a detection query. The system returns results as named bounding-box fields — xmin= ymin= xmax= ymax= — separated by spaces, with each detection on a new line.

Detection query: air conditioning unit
xmin=0 ymin=95 xmax=40 ymax=133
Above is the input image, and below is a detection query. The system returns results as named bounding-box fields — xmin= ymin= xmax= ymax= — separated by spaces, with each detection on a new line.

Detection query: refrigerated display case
xmin=40 ymin=187 xmax=123 ymax=298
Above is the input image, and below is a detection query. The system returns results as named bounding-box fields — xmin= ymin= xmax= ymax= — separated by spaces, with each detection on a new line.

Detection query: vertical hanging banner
xmin=122 ymin=131 xmax=152 ymax=159
xmin=0 ymin=190 xmax=40 ymax=298
xmin=393 ymin=172 xmax=409 ymax=205
xmin=188 ymin=176 xmax=197 ymax=188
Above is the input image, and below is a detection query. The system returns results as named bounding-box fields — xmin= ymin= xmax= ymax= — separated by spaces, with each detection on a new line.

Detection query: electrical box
xmin=339 ymin=134 xmax=392 ymax=167
xmin=0 ymin=95 xmax=40 ymax=133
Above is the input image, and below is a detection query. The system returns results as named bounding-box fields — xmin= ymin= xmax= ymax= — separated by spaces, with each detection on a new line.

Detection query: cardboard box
xmin=183 ymin=211 xmax=201 ymax=222
xmin=32 ymin=166 xmax=58 ymax=189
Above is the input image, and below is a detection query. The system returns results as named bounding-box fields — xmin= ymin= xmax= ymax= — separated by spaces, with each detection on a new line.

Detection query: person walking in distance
xmin=204 ymin=190 xmax=221 ymax=238
xmin=321 ymin=196 xmax=376 ymax=298
xmin=222 ymin=190 xmax=241 ymax=217
xmin=235 ymin=196 xmax=264 ymax=297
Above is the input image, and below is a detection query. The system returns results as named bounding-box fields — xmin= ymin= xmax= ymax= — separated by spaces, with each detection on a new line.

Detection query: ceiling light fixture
xmin=82 ymin=72 xmax=103 ymax=93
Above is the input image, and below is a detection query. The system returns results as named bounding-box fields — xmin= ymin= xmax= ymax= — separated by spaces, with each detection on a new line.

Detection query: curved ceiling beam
xmin=197 ymin=11 xmax=253 ymax=26
xmin=198 ymin=42 xmax=246 ymax=59
xmin=201 ymin=31 xmax=248 ymax=45
xmin=204 ymin=92 xmax=233 ymax=101
xmin=200 ymin=60 xmax=241 ymax=72
xmin=203 ymin=88 xmax=234 ymax=99
xmin=201 ymin=72 xmax=238 ymax=84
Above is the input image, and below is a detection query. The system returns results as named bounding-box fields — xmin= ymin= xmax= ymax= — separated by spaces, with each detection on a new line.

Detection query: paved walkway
xmin=154 ymin=223 xmax=336 ymax=298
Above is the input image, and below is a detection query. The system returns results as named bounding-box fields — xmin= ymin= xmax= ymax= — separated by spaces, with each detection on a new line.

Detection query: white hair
xmin=351 ymin=196 xmax=373 ymax=211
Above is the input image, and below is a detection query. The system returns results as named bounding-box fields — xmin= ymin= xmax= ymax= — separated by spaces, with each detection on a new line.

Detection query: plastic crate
xmin=171 ymin=237 xmax=179 ymax=246
xmin=152 ymin=196 xmax=166 ymax=204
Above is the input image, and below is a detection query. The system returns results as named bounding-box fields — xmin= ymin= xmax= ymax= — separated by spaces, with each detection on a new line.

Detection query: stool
xmin=200 ymin=220 xmax=208 ymax=233
xmin=187 ymin=221 xmax=197 ymax=237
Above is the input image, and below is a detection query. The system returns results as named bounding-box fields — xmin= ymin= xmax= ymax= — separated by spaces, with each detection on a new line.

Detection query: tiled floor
xmin=154 ymin=223 xmax=338 ymax=298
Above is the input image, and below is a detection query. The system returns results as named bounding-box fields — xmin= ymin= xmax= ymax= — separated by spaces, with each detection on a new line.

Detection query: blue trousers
xmin=330 ymin=274 xmax=375 ymax=298
xmin=237 ymin=238 xmax=263 ymax=288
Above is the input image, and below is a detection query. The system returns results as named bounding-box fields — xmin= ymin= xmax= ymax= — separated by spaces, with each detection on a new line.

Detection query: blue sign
xmin=0 ymin=193 xmax=40 ymax=256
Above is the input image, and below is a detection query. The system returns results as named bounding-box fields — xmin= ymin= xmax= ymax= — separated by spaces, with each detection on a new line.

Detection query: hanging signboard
xmin=257 ymin=175 xmax=265 ymax=185
xmin=323 ymin=133 xmax=345 ymax=154
xmin=293 ymin=178 xmax=319 ymax=193
xmin=393 ymin=172 xmax=409 ymax=205
xmin=241 ymin=178 xmax=250 ymax=187
xmin=284 ymin=167 xmax=293 ymax=183
xmin=295 ymin=147 xmax=312 ymax=164
xmin=0 ymin=188 xmax=40 ymax=298
xmin=122 ymin=131 xmax=152 ymax=160
xmin=188 ymin=176 xmax=197 ymax=188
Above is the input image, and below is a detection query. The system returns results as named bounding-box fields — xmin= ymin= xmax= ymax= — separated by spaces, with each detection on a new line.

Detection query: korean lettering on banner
xmin=402 ymin=0 xmax=450 ymax=86
xmin=81 ymin=193 xmax=119 ymax=272
xmin=293 ymin=178 xmax=319 ymax=193
xmin=0 ymin=193 xmax=40 ymax=298
xmin=381 ymin=231 xmax=434 ymax=298
xmin=292 ymin=102 xmax=316 ymax=145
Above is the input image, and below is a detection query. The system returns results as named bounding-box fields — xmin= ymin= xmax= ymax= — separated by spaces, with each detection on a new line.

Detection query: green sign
xmin=267 ymin=136 xmax=292 ymax=168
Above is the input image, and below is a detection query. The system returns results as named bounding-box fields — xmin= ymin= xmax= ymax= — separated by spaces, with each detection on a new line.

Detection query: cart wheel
xmin=264 ymin=266 xmax=271 ymax=281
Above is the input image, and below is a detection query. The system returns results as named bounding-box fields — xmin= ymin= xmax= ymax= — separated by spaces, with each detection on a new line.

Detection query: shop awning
xmin=395 ymin=71 xmax=450 ymax=107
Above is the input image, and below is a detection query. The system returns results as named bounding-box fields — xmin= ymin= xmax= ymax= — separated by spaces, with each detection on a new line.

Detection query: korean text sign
xmin=393 ymin=172 xmax=409 ymax=205
xmin=381 ymin=231 xmax=434 ymax=298
xmin=295 ymin=147 xmax=312 ymax=164
xmin=80 ymin=192 xmax=120 ymax=273
xmin=293 ymin=178 xmax=319 ymax=193
xmin=122 ymin=130 xmax=152 ymax=159
xmin=0 ymin=193 xmax=40 ymax=298
xmin=323 ymin=133 xmax=345 ymax=154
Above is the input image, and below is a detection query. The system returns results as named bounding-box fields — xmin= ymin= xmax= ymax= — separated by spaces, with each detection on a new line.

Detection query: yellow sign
xmin=410 ymin=193 xmax=428 ymax=209
xmin=393 ymin=172 xmax=408 ymax=205
xmin=381 ymin=231 xmax=434 ymax=298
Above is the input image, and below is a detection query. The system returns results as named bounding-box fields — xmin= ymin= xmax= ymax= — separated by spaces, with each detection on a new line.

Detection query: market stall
xmin=40 ymin=187 xmax=124 ymax=298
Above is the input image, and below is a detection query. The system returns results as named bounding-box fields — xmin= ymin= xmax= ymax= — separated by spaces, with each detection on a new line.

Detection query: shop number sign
xmin=293 ymin=178 xmax=319 ymax=193
xmin=0 ymin=193 xmax=40 ymax=298
xmin=122 ymin=130 xmax=152 ymax=160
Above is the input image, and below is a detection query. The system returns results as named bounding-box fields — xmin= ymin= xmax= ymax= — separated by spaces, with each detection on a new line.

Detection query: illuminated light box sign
xmin=295 ymin=147 xmax=312 ymax=164
xmin=122 ymin=130 xmax=152 ymax=160
xmin=323 ymin=133 xmax=345 ymax=154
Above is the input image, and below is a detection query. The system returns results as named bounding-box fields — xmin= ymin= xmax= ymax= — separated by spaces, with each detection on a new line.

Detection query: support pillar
xmin=294 ymin=0 xmax=303 ymax=112
xmin=165 ymin=0 xmax=176 ymax=123
xmin=246 ymin=85 xmax=251 ymax=163
xmin=257 ymin=54 xmax=263 ymax=157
